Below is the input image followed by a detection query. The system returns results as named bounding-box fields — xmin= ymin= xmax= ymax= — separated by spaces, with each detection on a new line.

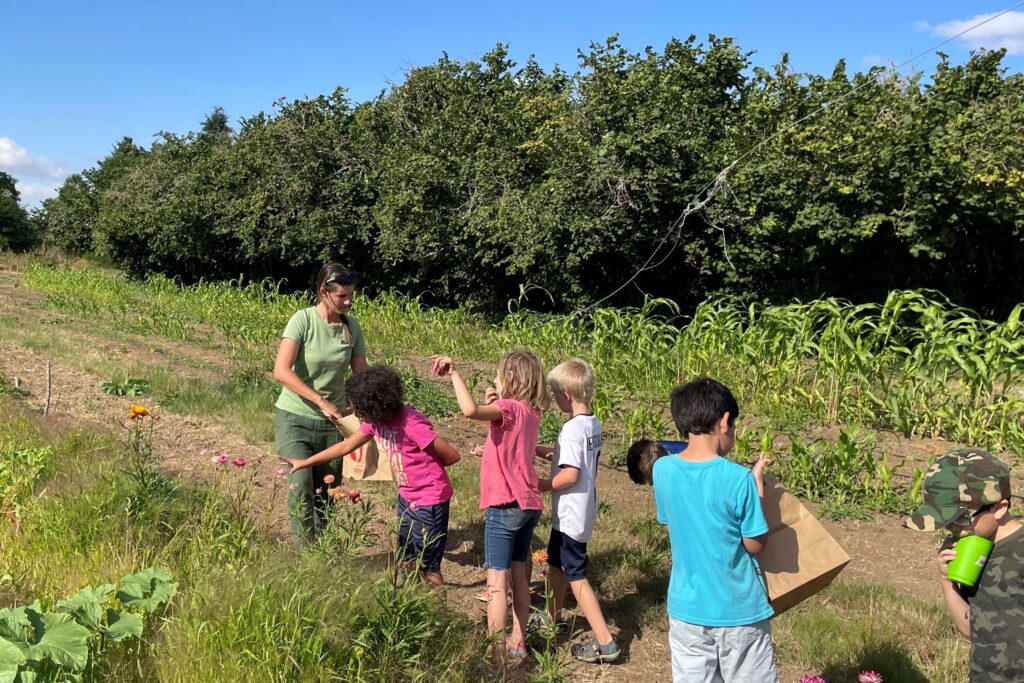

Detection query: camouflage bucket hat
xmin=905 ymin=448 xmax=1012 ymax=531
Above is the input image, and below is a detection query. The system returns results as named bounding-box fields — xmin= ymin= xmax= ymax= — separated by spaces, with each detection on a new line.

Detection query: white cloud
xmin=0 ymin=137 xmax=66 ymax=180
xmin=919 ymin=11 xmax=1024 ymax=55
xmin=16 ymin=181 xmax=61 ymax=205
xmin=0 ymin=137 xmax=69 ymax=207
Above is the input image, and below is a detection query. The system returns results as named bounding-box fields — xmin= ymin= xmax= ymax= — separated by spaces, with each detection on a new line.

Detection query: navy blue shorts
xmin=396 ymin=495 xmax=450 ymax=573
xmin=547 ymin=528 xmax=589 ymax=581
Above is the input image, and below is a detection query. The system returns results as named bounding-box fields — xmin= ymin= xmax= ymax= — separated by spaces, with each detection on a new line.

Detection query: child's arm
xmin=283 ymin=431 xmax=373 ymax=471
xmin=429 ymin=355 xmax=502 ymax=422
xmin=427 ymin=436 xmax=461 ymax=467
xmin=938 ymin=547 xmax=972 ymax=637
xmin=751 ymin=453 xmax=772 ymax=498
xmin=539 ymin=465 xmax=580 ymax=493
xmin=741 ymin=453 xmax=773 ymax=555
xmin=534 ymin=445 xmax=554 ymax=461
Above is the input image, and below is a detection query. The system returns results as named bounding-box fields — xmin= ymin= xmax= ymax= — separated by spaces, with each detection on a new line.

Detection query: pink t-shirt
xmin=359 ymin=405 xmax=453 ymax=506
xmin=479 ymin=398 xmax=543 ymax=510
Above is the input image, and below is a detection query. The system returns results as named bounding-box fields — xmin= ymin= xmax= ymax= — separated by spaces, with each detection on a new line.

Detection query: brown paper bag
xmin=335 ymin=414 xmax=393 ymax=482
xmin=757 ymin=474 xmax=851 ymax=616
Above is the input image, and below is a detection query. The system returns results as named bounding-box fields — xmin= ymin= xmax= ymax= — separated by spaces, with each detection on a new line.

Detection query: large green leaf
xmin=16 ymin=671 xmax=36 ymax=683
xmin=116 ymin=568 xmax=177 ymax=614
xmin=0 ymin=609 xmax=29 ymax=644
xmin=25 ymin=612 xmax=89 ymax=673
xmin=102 ymin=610 xmax=142 ymax=642
xmin=55 ymin=584 xmax=115 ymax=631
xmin=0 ymin=636 xmax=25 ymax=683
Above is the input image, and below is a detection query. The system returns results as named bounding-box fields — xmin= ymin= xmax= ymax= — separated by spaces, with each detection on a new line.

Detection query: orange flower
xmin=328 ymin=486 xmax=344 ymax=500
xmin=531 ymin=549 xmax=548 ymax=564
xmin=129 ymin=404 xmax=149 ymax=417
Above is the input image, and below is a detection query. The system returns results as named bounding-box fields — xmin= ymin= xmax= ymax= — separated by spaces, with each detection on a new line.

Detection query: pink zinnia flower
xmin=323 ymin=474 xmax=335 ymax=485
xmin=347 ymin=489 xmax=361 ymax=503
xmin=859 ymin=673 xmax=883 ymax=683
xmin=288 ymin=482 xmax=299 ymax=491
xmin=277 ymin=466 xmax=288 ymax=477
xmin=231 ymin=458 xmax=247 ymax=467
xmin=800 ymin=677 xmax=828 ymax=683
xmin=215 ymin=454 xmax=229 ymax=465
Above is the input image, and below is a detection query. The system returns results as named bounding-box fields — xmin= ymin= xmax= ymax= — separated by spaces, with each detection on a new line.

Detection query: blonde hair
xmin=547 ymin=358 xmax=595 ymax=404
xmin=497 ymin=350 xmax=549 ymax=411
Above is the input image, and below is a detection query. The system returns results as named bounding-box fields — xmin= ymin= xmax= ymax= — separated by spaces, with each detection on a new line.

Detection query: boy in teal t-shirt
xmin=653 ymin=377 xmax=778 ymax=683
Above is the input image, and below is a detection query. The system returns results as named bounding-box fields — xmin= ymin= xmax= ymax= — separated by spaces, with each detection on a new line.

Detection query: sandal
xmin=571 ymin=637 xmax=621 ymax=663
xmin=505 ymin=642 xmax=528 ymax=660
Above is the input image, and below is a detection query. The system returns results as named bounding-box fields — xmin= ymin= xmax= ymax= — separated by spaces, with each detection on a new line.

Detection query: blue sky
xmin=3 ymin=1 xmax=1023 ymax=206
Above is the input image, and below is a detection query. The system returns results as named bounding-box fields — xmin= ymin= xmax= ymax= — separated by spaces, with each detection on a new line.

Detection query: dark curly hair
xmin=346 ymin=365 xmax=404 ymax=426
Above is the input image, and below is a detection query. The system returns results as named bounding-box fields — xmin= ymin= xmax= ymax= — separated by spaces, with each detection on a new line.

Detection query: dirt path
xmin=0 ymin=268 xmax=958 ymax=682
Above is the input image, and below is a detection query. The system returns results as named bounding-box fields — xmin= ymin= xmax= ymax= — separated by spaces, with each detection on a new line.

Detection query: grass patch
xmin=0 ymin=399 xmax=489 ymax=681
xmin=775 ymin=580 xmax=969 ymax=683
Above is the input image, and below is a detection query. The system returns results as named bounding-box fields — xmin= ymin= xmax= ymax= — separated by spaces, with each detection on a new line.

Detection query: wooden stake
xmin=44 ymin=362 xmax=51 ymax=416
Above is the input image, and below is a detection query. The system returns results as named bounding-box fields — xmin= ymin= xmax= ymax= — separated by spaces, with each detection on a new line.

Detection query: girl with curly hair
xmin=284 ymin=365 xmax=460 ymax=587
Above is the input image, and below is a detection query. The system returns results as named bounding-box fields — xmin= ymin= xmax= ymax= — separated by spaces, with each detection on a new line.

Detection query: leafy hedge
xmin=40 ymin=38 xmax=1024 ymax=315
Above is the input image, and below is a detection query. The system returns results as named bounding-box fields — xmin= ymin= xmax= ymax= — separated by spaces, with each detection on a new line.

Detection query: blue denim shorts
xmin=484 ymin=503 xmax=541 ymax=570
xmin=397 ymin=495 xmax=450 ymax=573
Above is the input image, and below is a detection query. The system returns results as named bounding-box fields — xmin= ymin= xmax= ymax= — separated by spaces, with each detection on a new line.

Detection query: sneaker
xmin=571 ymin=637 xmax=621 ymax=663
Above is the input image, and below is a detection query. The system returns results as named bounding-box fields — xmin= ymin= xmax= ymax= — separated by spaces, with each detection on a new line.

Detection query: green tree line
xmin=40 ymin=37 xmax=1024 ymax=315
xmin=0 ymin=172 xmax=41 ymax=251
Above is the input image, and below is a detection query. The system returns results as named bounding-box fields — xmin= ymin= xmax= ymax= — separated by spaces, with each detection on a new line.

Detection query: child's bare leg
xmin=547 ymin=566 xmax=570 ymax=623
xmin=570 ymin=578 xmax=613 ymax=645
xmin=486 ymin=568 xmax=510 ymax=646
xmin=508 ymin=560 xmax=531 ymax=650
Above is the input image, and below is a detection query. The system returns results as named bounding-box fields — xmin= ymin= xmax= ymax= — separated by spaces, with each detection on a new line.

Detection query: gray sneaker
xmin=571 ymin=637 xmax=621 ymax=663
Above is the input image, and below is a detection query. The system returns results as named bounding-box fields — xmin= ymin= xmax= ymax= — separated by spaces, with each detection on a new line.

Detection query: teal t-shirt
xmin=274 ymin=308 xmax=366 ymax=420
xmin=653 ymin=454 xmax=773 ymax=627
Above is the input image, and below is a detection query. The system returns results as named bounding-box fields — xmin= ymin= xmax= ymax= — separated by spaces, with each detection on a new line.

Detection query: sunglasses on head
xmin=323 ymin=272 xmax=360 ymax=287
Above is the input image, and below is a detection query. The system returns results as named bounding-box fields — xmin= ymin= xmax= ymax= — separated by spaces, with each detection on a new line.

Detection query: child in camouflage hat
xmin=905 ymin=448 xmax=1023 ymax=682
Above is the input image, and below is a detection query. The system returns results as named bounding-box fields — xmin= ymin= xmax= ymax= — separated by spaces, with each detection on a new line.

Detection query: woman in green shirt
xmin=273 ymin=263 xmax=367 ymax=544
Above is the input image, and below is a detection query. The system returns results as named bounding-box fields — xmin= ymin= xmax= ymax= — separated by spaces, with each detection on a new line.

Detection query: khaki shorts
xmin=668 ymin=616 xmax=779 ymax=683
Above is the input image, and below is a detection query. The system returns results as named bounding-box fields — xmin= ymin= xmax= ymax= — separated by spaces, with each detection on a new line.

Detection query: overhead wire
xmin=578 ymin=1 xmax=1024 ymax=314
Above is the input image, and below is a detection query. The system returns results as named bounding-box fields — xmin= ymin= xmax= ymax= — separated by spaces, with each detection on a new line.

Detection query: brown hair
xmin=497 ymin=350 xmax=549 ymax=412
xmin=314 ymin=263 xmax=360 ymax=303
xmin=626 ymin=439 xmax=668 ymax=485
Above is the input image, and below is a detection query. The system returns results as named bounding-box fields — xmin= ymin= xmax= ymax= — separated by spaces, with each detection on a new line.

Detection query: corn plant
xmin=24 ymin=263 xmax=1024 ymax=455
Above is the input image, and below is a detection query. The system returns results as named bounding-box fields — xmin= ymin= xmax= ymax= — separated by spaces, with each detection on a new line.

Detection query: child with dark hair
xmin=656 ymin=377 xmax=778 ymax=682
xmin=284 ymin=365 xmax=460 ymax=587
xmin=626 ymin=439 xmax=688 ymax=485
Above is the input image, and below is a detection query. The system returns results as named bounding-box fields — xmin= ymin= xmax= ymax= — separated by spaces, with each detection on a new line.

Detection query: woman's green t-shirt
xmin=274 ymin=307 xmax=366 ymax=420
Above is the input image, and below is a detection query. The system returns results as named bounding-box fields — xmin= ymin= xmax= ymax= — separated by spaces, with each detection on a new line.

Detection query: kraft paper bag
xmin=757 ymin=473 xmax=851 ymax=616
xmin=335 ymin=414 xmax=393 ymax=482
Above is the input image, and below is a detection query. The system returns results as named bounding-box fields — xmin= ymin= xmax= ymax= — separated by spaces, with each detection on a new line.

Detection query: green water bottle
xmin=947 ymin=535 xmax=994 ymax=587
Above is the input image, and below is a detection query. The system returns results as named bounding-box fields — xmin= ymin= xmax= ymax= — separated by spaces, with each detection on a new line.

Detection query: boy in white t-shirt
xmin=535 ymin=359 xmax=620 ymax=663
